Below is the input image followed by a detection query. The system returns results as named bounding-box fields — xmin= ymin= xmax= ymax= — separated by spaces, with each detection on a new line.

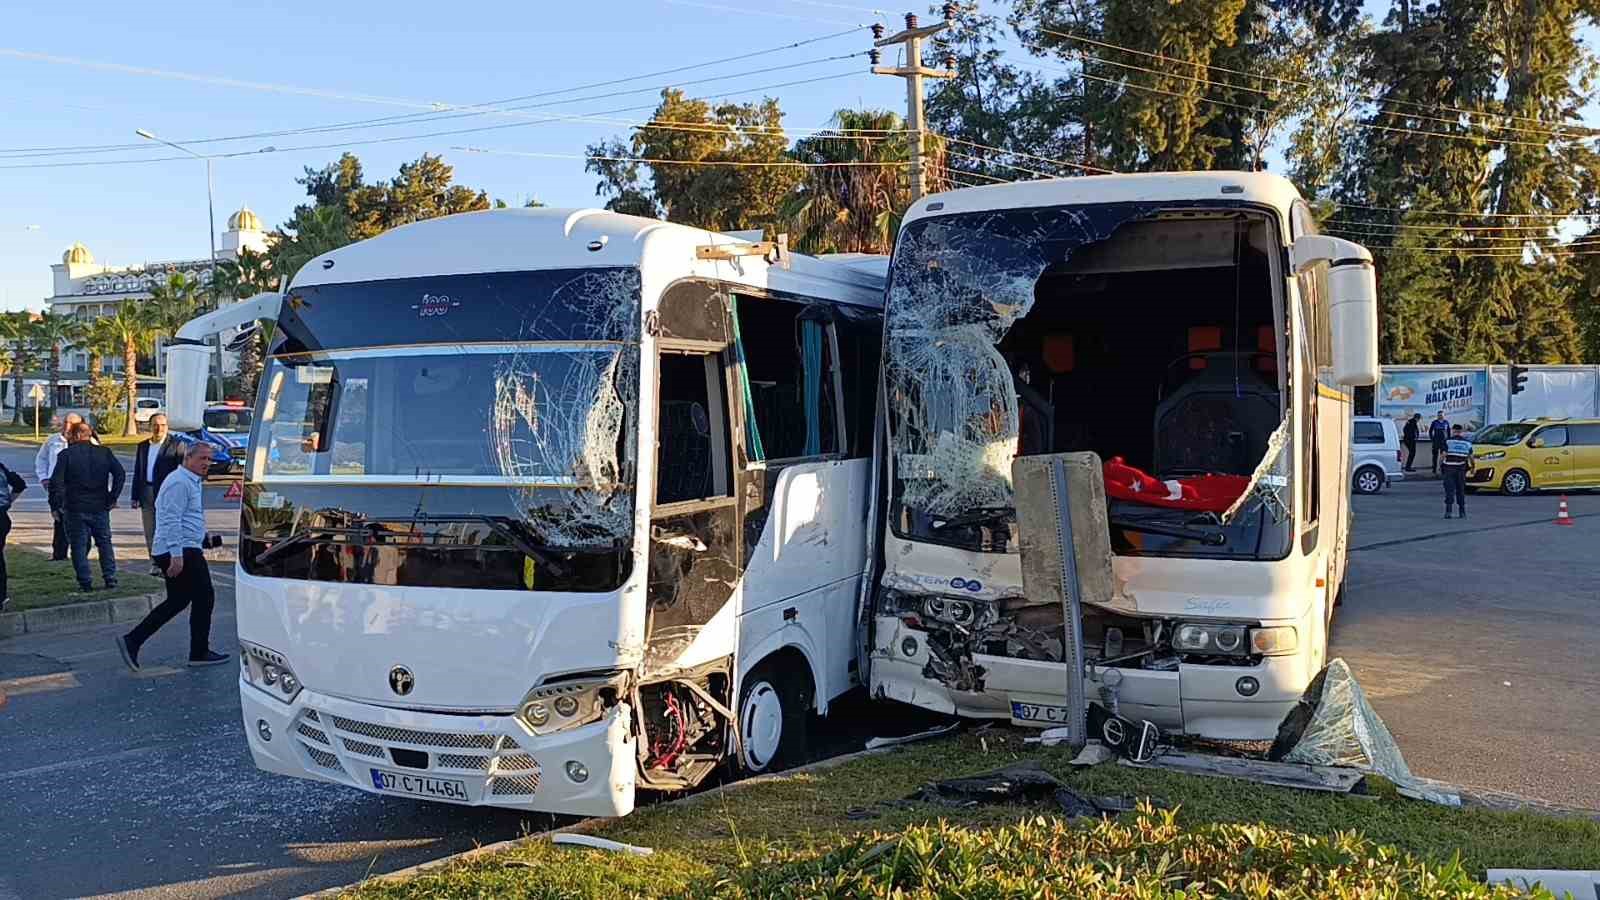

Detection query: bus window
xmin=656 ymin=352 xmax=731 ymax=505
xmin=732 ymin=296 xmax=839 ymax=460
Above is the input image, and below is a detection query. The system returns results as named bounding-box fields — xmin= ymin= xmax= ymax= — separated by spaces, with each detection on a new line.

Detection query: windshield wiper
xmin=1109 ymin=517 xmax=1228 ymax=546
xmin=409 ymin=513 xmax=569 ymax=577
xmin=254 ymin=525 xmax=377 ymax=566
xmin=930 ymin=505 xmax=1015 ymax=531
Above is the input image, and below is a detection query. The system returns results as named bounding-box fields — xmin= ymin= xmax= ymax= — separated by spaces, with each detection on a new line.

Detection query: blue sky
xmin=0 ymin=0 xmax=906 ymax=310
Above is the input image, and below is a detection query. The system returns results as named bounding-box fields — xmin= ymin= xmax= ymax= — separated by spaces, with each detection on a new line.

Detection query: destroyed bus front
xmin=872 ymin=191 xmax=1336 ymax=741
xmin=236 ymin=266 xmax=649 ymax=817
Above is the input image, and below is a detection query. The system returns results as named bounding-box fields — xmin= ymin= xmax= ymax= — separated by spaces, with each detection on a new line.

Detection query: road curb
xmin=296 ymin=743 xmax=899 ymax=899
xmin=0 ymin=592 xmax=159 ymax=639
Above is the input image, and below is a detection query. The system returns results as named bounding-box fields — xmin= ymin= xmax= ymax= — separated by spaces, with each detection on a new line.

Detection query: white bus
xmin=866 ymin=172 xmax=1378 ymax=741
xmin=166 ymin=208 xmax=886 ymax=816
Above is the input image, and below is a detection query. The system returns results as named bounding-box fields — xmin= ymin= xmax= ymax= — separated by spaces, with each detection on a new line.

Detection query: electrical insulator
xmin=870 ymin=22 xmax=884 ymax=40
xmin=905 ymin=12 xmax=918 ymax=28
xmin=944 ymin=52 xmax=957 ymax=70
xmin=869 ymin=48 xmax=881 ymax=65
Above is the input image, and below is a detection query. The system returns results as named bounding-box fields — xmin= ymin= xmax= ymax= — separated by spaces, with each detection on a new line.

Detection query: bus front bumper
xmin=872 ymin=616 xmax=1309 ymax=742
xmin=241 ymin=680 xmax=637 ymax=817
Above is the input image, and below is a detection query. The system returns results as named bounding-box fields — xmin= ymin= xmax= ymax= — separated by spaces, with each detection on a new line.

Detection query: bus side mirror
xmin=164 ymin=342 xmax=211 ymax=431
xmin=1291 ymin=235 xmax=1378 ymax=387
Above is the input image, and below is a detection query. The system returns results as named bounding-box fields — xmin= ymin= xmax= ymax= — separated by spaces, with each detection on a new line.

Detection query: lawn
xmin=0 ymin=423 xmax=148 ymax=447
xmin=7 ymin=546 xmax=164 ymax=610
xmin=343 ymin=730 xmax=1600 ymax=899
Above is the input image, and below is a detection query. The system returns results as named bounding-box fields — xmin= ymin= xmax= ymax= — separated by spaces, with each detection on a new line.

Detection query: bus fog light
xmin=900 ymin=637 xmax=919 ymax=658
xmin=1250 ymin=626 xmax=1298 ymax=656
xmin=280 ymin=673 xmax=298 ymax=695
xmin=553 ymin=695 xmax=579 ymax=718
xmin=523 ymin=702 xmax=549 ymax=726
xmin=242 ymin=643 xmax=303 ymax=703
xmin=565 ymin=761 xmax=589 ymax=783
xmin=1235 ymin=676 xmax=1260 ymax=697
xmin=262 ymin=665 xmax=280 ymax=686
xmin=257 ymin=719 xmax=272 ymax=742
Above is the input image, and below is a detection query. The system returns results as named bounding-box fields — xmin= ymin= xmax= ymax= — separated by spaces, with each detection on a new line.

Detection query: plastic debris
xmin=551 ymin=834 xmax=653 ymax=856
xmin=911 ymin=761 xmax=1101 ymax=818
xmin=865 ymin=722 xmax=960 ymax=750
xmin=1066 ymin=741 xmax=1117 ymax=766
xmin=1269 ymin=658 xmax=1461 ymax=806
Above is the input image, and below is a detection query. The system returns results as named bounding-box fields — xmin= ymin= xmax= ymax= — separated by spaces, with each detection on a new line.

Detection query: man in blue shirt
xmin=116 ymin=442 xmax=228 ymax=670
xmin=1428 ymin=411 xmax=1451 ymax=474
xmin=1440 ymin=424 xmax=1475 ymax=519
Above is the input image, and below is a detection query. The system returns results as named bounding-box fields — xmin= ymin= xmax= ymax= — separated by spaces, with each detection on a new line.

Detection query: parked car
xmin=132 ymin=397 xmax=164 ymax=426
xmin=1351 ymin=415 xmax=1404 ymax=494
xmin=170 ymin=402 xmax=252 ymax=477
xmin=1469 ymin=418 xmax=1600 ymax=495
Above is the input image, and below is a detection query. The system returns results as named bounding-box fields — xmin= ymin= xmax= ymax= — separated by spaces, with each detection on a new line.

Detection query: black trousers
xmin=127 ymin=549 xmax=215 ymax=660
xmin=1402 ymin=439 xmax=1417 ymax=470
xmin=0 ymin=510 xmax=11 ymax=599
xmin=1442 ymin=466 xmax=1467 ymax=511
xmin=46 ymin=491 xmax=67 ymax=560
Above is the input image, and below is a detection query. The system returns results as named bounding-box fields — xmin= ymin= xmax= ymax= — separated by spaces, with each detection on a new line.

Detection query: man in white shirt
xmin=34 ymin=412 xmax=85 ymax=561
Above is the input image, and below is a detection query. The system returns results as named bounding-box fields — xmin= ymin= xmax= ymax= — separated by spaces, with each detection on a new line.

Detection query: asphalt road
xmin=1 ymin=447 xmax=1597 ymax=898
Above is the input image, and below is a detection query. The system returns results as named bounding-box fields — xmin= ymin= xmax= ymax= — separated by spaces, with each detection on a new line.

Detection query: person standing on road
xmin=1428 ymin=411 xmax=1451 ymax=474
xmin=34 ymin=412 xmax=84 ymax=561
xmin=1402 ymin=413 xmax=1421 ymax=472
xmin=117 ymin=442 xmax=228 ymax=670
xmin=48 ymin=422 xmax=125 ymax=592
xmin=0 ymin=460 xmax=27 ymax=612
xmin=132 ymin=414 xmax=185 ymax=577
xmin=1440 ymin=424 xmax=1474 ymax=519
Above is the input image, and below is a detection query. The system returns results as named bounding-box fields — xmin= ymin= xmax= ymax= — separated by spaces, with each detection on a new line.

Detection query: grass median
xmin=0 ymin=423 xmax=148 ymax=447
xmin=343 ymin=730 xmax=1600 ymax=899
xmin=7 ymin=546 xmax=164 ymax=610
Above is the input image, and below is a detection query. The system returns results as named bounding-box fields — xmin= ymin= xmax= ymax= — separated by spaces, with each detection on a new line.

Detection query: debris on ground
xmin=1123 ymin=749 xmax=1365 ymax=794
xmin=1269 ymin=658 xmax=1461 ymax=806
xmin=1067 ymin=741 xmax=1116 ymax=766
xmin=550 ymin=833 xmax=653 ymax=856
xmin=909 ymin=760 xmax=1156 ymax=818
xmin=865 ymin=722 xmax=961 ymax=750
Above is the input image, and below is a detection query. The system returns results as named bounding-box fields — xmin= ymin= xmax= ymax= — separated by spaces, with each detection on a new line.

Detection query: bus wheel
xmin=1501 ymin=469 xmax=1531 ymax=496
xmin=738 ymin=658 xmax=810 ymax=774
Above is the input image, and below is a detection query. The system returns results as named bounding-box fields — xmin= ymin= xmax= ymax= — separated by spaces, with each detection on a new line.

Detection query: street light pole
xmin=137 ymin=129 xmax=221 ymax=402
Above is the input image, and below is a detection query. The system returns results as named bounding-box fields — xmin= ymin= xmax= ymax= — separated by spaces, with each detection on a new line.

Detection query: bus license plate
xmin=1012 ymin=701 xmax=1073 ymax=724
xmin=369 ymin=768 xmax=468 ymax=802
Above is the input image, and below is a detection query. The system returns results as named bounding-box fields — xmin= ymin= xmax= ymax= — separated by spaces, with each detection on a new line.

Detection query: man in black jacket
xmin=48 ymin=422 xmax=125 ymax=592
xmin=0 ymin=461 xmax=27 ymax=611
xmin=132 ymin=414 xmax=184 ymax=577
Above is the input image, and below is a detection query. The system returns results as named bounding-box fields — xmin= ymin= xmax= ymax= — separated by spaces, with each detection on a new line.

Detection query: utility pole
xmin=871 ymin=7 xmax=957 ymax=202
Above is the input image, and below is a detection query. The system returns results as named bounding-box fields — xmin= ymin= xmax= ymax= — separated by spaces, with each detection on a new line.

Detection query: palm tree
xmin=271 ymin=205 xmax=352 ymax=281
xmin=82 ymin=316 xmax=122 ymax=391
xmin=0 ymin=313 xmax=40 ymax=425
xmin=146 ymin=271 xmax=203 ymax=339
xmin=30 ymin=312 xmax=84 ymax=410
xmin=781 ymin=109 xmax=946 ymax=255
xmin=105 ymin=301 xmax=158 ymax=436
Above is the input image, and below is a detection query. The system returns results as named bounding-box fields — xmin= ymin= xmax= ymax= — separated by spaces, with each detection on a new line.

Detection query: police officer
xmin=1440 ymin=424 xmax=1474 ymax=519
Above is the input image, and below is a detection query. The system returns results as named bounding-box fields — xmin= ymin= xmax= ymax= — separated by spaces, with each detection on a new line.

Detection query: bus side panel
xmin=738 ymin=458 xmax=871 ymax=709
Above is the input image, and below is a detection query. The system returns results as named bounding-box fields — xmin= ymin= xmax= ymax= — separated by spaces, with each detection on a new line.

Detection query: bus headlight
xmin=1249 ymin=626 xmax=1298 ymax=656
xmin=517 ymin=673 xmax=626 ymax=736
xmin=1173 ymin=623 xmax=1249 ymax=656
xmin=241 ymin=641 xmax=302 ymax=704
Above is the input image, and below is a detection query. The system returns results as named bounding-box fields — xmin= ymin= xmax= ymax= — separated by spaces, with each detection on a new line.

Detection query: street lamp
xmin=136 ymin=128 xmax=221 ymax=402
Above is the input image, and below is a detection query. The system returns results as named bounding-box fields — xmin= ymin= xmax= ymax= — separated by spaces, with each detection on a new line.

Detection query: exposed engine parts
xmin=632 ymin=659 xmax=731 ymax=791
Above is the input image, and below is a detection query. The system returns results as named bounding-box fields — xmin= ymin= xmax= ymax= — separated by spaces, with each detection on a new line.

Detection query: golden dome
xmin=228 ymin=206 xmax=262 ymax=231
xmin=62 ymin=242 xmax=94 ymax=265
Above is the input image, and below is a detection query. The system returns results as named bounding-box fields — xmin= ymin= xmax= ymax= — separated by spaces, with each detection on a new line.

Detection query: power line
xmin=1034 ymin=26 xmax=1597 ymax=134
xmin=660 ymin=0 xmax=867 ymax=27
xmin=455 ymin=145 xmax=910 ymax=168
xmin=1058 ymin=41 xmax=1597 ymax=145
xmin=1322 ymin=218 xmax=1581 ymax=233
xmin=0 ymin=71 xmax=876 ymax=171
xmin=1331 ymin=200 xmax=1600 ymax=220
xmin=940 ymin=134 xmax=1117 ymax=174
xmin=0 ymin=49 xmax=878 ymax=160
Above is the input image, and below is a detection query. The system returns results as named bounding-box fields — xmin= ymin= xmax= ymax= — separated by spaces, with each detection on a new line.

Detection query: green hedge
xmin=20 ymin=405 xmax=55 ymax=427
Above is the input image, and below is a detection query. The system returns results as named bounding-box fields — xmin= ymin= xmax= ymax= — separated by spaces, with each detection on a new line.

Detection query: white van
xmin=1351 ymin=416 xmax=1403 ymax=494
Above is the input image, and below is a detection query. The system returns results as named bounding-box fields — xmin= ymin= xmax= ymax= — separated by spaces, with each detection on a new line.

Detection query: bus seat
xmin=1188 ymin=326 xmax=1222 ymax=370
xmin=1153 ymin=352 xmax=1280 ymax=477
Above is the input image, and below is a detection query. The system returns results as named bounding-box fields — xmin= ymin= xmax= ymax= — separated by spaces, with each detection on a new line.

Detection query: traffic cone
xmin=1555 ymin=496 xmax=1575 ymax=526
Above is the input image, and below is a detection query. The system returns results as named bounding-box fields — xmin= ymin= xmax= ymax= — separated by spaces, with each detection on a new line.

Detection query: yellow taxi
xmin=1468 ymin=418 xmax=1600 ymax=495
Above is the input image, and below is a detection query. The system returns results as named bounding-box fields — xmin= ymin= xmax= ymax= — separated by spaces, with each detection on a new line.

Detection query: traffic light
xmin=1510 ymin=363 xmax=1529 ymax=395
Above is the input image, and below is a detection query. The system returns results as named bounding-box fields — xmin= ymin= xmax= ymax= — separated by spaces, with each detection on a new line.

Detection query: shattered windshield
xmin=884 ymin=203 xmax=1293 ymax=560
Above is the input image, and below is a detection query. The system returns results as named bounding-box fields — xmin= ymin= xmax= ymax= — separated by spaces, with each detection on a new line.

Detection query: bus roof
xmin=291 ymin=207 xmax=885 ymax=309
xmin=902 ymin=171 xmax=1306 ymax=229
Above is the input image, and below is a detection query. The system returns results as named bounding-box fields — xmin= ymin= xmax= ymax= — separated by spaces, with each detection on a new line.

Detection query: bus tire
xmin=1501 ymin=469 xmax=1532 ymax=496
xmin=737 ymin=656 xmax=811 ymax=774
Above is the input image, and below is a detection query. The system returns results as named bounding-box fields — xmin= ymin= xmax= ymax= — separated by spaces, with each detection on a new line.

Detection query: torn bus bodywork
xmin=870 ymin=183 xmax=1340 ymax=742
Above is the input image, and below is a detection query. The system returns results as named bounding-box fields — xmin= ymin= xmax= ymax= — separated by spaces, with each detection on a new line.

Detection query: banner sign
xmin=1377 ymin=370 xmax=1487 ymax=432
